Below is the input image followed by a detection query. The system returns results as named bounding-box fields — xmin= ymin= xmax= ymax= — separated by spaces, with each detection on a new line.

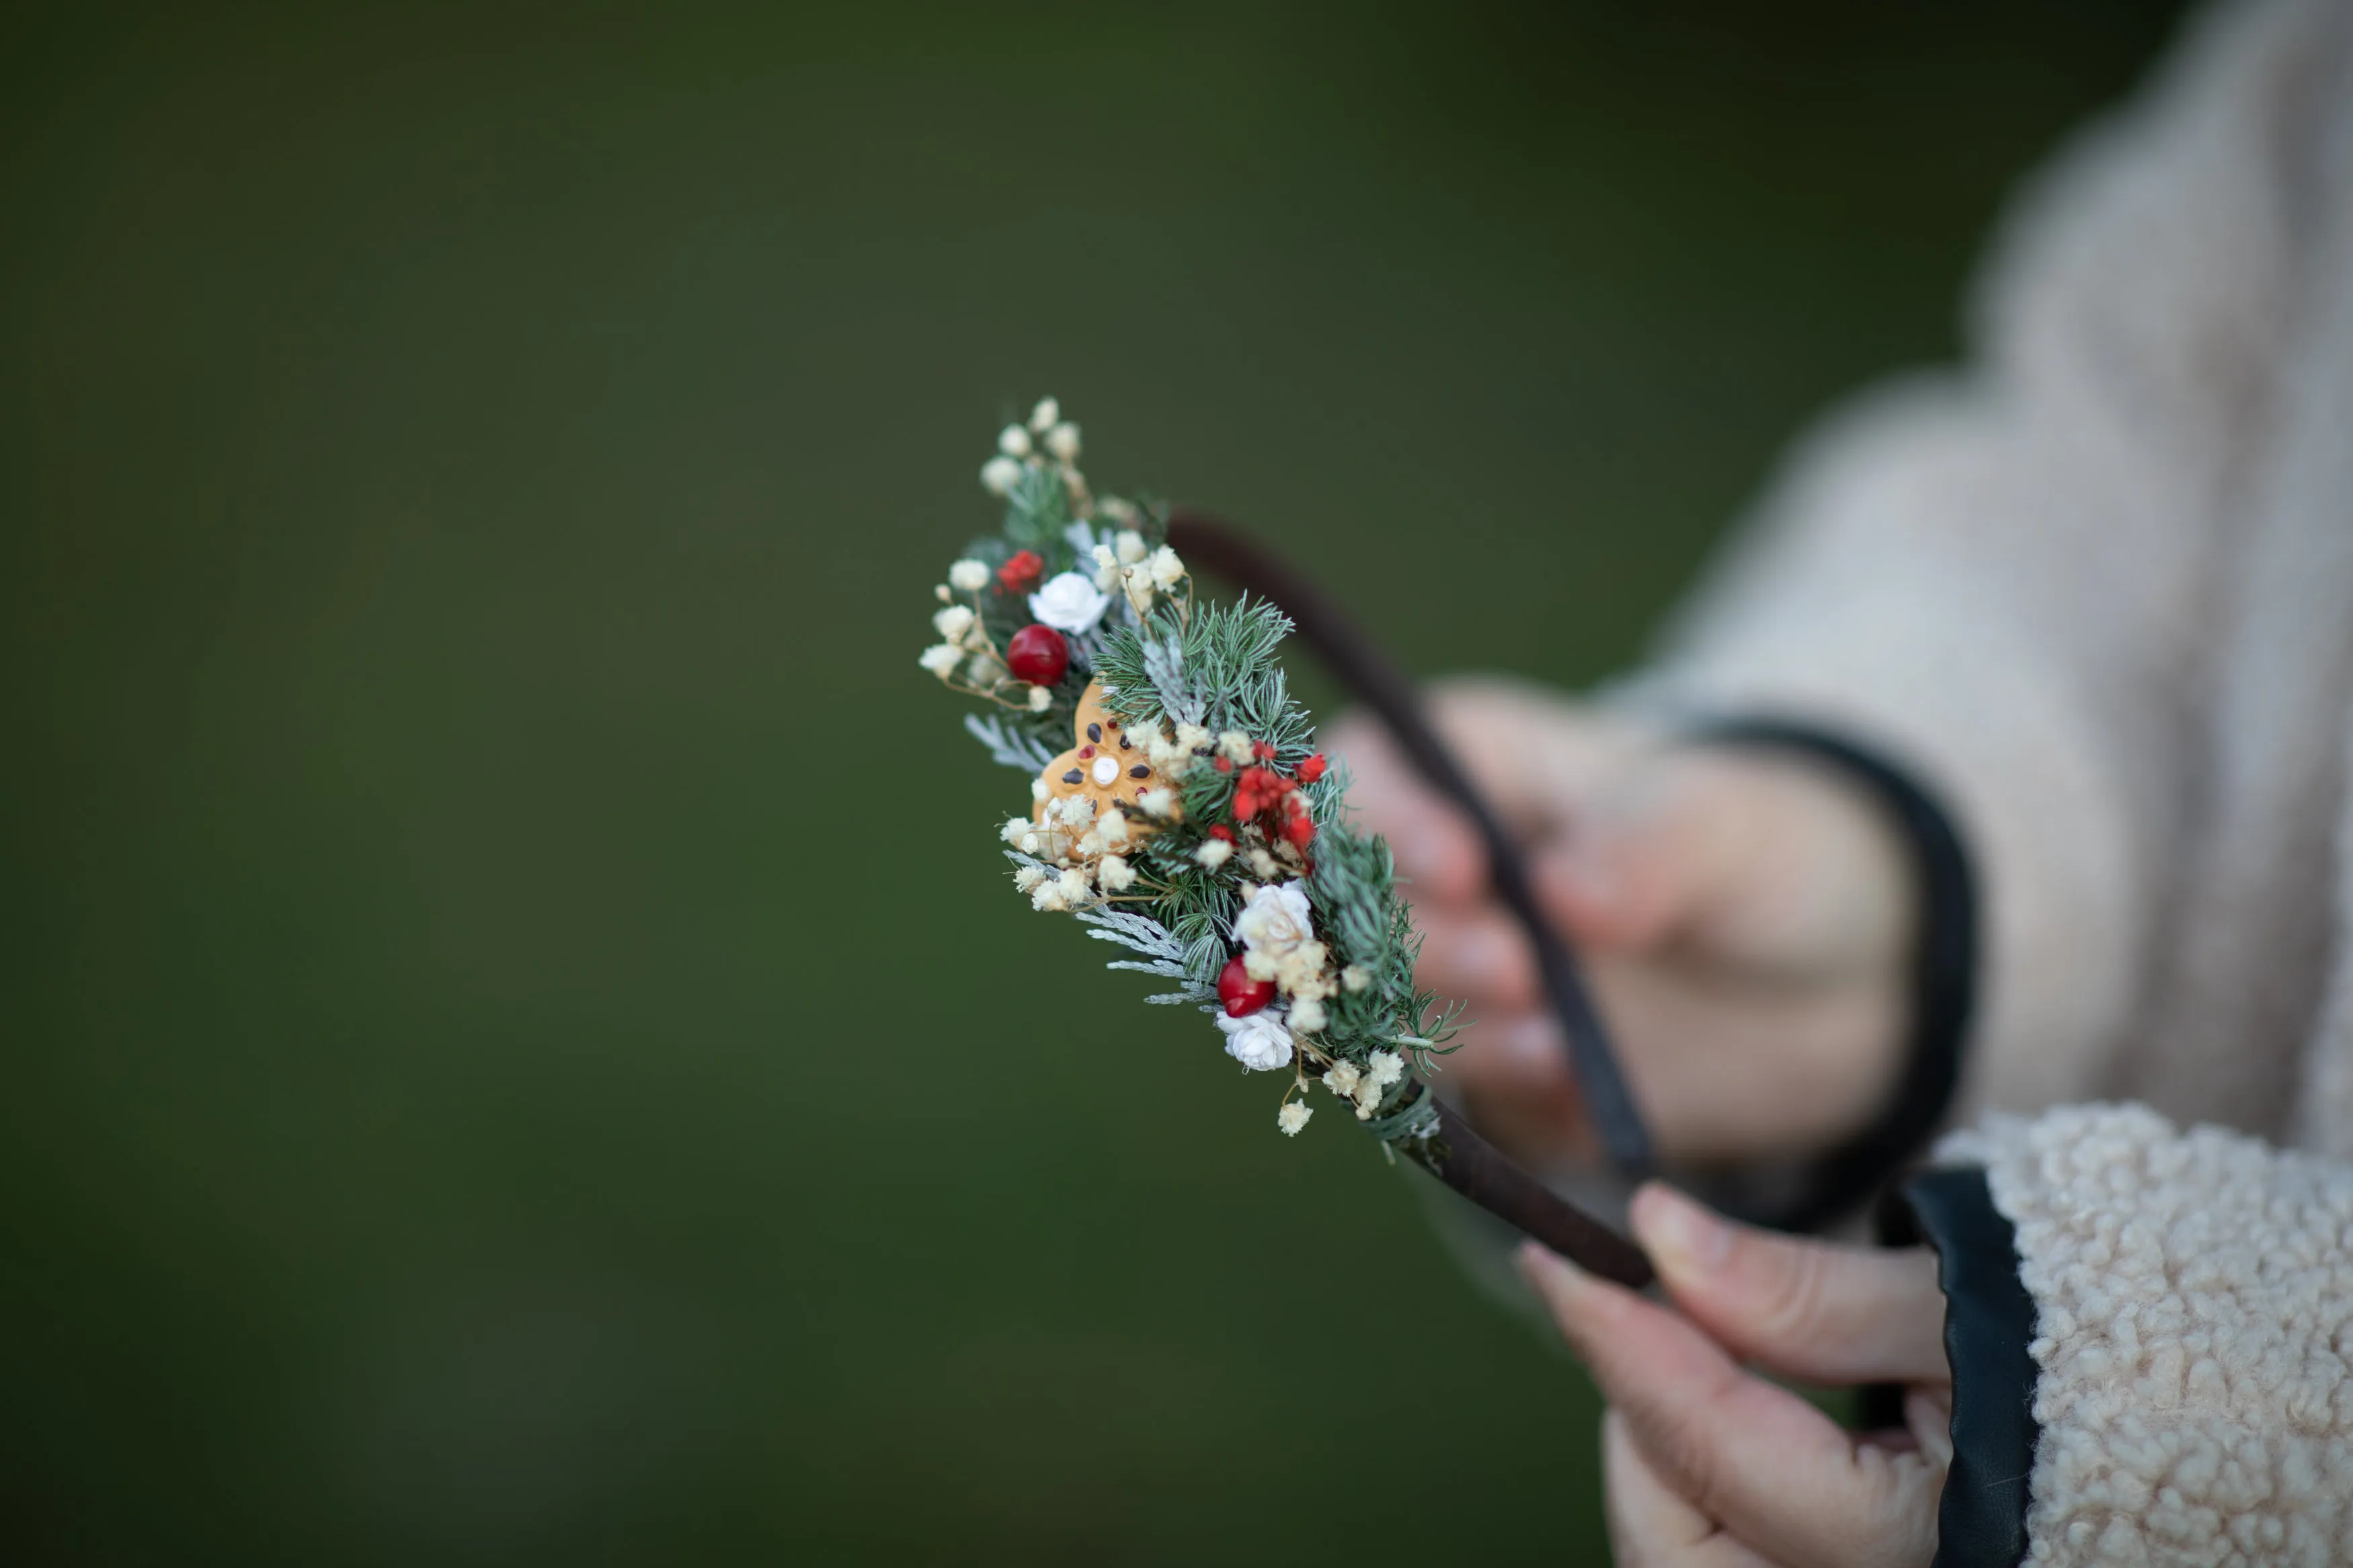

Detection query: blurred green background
xmin=3 ymin=3 xmax=2184 ymax=1562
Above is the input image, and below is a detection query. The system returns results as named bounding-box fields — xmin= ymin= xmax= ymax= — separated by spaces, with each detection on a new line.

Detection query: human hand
xmin=1520 ymin=1183 xmax=1950 ymax=1566
xmin=1329 ymin=677 xmax=1915 ymax=1167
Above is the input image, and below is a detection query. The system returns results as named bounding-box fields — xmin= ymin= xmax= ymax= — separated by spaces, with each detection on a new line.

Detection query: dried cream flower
xmin=1138 ymin=786 xmax=1178 ymax=817
xmin=1027 ymin=685 xmax=1053 ymax=712
xmin=1277 ymin=1100 xmax=1312 ymax=1137
xmin=918 ymin=644 xmax=961 ymax=678
xmin=1246 ymin=848 xmax=1279 ymax=880
xmin=1029 ymin=396 xmax=1060 ymax=433
xmin=1090 ymin=543 xmax=1121 ymax=591
xmin=1001 ymin=817 xmax=1031 ymax=846
xmin=1094 ymin=810 xmax=1129 ymax=846
xmin=1031 ymin=878 xmax=1068 ymax=912
xmin=1148 ymin=546 xmax=1185 ymax=592
xmin=981 ymin=455 xmax=1023 ymax=496
xmin=1045 ymin=421 xmax=1082 ymax=462
xmin=1115 ymin=529 xmax=1147 ymax=565
xmin=1288 ymin=997 xmax=1327 ymax=1034
xmin=1217 ymin=731 xmax=1254 ymax=765
xmin=1324 ymin=1061 xmax=1362 ymax=1098
xmin=1366 ymin=1050 xmax=1405 ymax=1090
xmin=1055 ymin=867 xmax=1092 ymax=903
xmin=1341 ymin=965 xmax=1371 ymax=993
xmin=1031 ymin=777 xmax=1052 ymax=802
xmin=1194 ymin=838 xmax=1233 ymax=870
xmin=1097 ymin=854 xmax=1135 ymax=893
xmin=934 ymin=605 xmax=975 ymax=643
xmin=998 ymin=423 xmax=1032 ymax=458
xmin=1014 ymin=865 xmax=1047 ymax=893
xmin=948 ymin=559 xmax=991 ymax=593
xmin=934 ymin=583 xmax=953 ymax=603
xmin=967 ymin=651 xmax=1005 ymax=685
xmin=1243 ymin=950 xmax=1277 ymax=983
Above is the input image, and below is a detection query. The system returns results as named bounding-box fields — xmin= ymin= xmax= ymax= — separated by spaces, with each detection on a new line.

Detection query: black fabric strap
xmin=1877 ymin=1167 xmax=2039 ymax=1568
xmin=1696 ymin=720 xmax=1979 ymax=1233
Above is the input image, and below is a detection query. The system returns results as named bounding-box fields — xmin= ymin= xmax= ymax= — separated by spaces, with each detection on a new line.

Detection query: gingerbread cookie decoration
xmin=1034 ymin=679 xmax=1177 ymax=834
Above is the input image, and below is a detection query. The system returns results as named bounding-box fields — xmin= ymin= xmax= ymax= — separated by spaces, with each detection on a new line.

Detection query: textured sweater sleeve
xmin=1623 ymin=0 xmax=2338 ymax=1122
xmin=1931 ymin=1104 xmax=2353 ymax=1566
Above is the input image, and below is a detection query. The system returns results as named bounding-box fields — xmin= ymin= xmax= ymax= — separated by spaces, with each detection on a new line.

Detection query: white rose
xmin=1234 ymin=879 xmax=1314 ymax=960
xmin=1029 ymin=570 xmax=1111 ymax=633
xmin=1217 ymin=1009 xmax=1293 ymax=1071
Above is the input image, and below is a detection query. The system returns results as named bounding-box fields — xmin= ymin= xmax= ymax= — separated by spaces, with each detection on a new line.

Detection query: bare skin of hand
xmin=1330 ymin=676 xmax=1916 ymax=1168
xmin=1521 ymin=1184 xmax=1950 ymax=1566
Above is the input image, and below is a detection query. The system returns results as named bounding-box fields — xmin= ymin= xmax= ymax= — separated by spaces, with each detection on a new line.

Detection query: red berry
xmin=1004 ymin=624 xmax=1069 ymax=686
xmin=1252 ymin=741 xmax=1277 ymax=761
xmin=1281 ymin=794 xmax=1316 ymax=850
xmin=997 ymin=550 xmax=1044 ymax=592
xmin=1218 ymin=955 xmax=1277 ymax=1018
xmin=1295 ymin=753 xmax=1327 ymax=784
xmin=1213 ymin=756 xmax=1233 ymax=774
xmin=1207 ymin=825 xmax=1236 ymax=843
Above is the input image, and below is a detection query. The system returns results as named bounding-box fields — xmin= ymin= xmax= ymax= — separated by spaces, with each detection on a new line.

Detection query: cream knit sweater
xmin=1638 ymin=0 xmax=2353 ymax=1559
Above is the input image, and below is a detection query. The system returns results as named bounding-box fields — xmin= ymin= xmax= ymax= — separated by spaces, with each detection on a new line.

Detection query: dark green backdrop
xmin=3 ymin=4 xmax=2182 ymax=1562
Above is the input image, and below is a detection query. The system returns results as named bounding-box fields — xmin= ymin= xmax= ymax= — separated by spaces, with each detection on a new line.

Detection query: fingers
xmin=1324 ymin=710 xmax=1486 ymax=905
xmin=1518 ymin=1243 xmax=1943 ymax=1568
xmin=1630 ymin=1184 xmax=1948 ymax=1387
xmin=1602 ymin=1411 xmax=1772 ymax=1568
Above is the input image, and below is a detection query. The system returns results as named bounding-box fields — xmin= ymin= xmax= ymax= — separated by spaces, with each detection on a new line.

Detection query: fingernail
xmin=1632 ymin=1184 xmax=1732 ymax=1274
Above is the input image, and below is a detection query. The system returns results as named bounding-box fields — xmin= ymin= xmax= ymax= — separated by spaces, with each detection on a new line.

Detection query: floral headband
xmin=921 ymin=399 xmax=1657 ymax=1286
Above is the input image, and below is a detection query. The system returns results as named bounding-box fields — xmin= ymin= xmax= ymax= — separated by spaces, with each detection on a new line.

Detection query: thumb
xmin=1629 ymin=1182 xmax=1949 ymax=1387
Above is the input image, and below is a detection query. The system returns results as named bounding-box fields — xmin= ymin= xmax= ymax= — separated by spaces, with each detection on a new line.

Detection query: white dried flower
xmin=1148 ymin=546 xmax=1185 ymax=592
xmin=1031 ymin=777 xmax=1052 ymax=802
xmin=1027 ymin=685 xmax=1053 ymax=712
xmin=1029 ymin=396 xmax=1060 ymax=433
xmin=967 ymin=651 xmax=1006 ymax=685
xmin=1138 ymin=786 xmax=1177 ymax=817
xmin=981 ymin=455 xmax=1023 ymax=496
xmin=1115 ymin=529 xmax=1147 ymax=565
xmin=1217 ymin=731 xmax=1254 ymax=765
xmin=1216 ymin=1009 xmax=1293 ymax=1071
xmin=1053 ymin=795 xmax=1095 ymax=829
xmin=1013 ymin=865 xmax=1047 ymax=893
xmin=1366 ymin=1050 xmax=1405 ymax=1090
xmin=1017 ymin=831 xmax=1043 ymax=856
xmin=933 ymin=604 xmax=975 ymax=643
xmin=1119 ymin=567 xmax=1154 ymax=616
xmin=1056 ymin=866 xmax=1092 ymax=903
xmin=1288 ymin=996 xmax=1327 ymax=1034
xmin=935 ymin=583 xmax=953 ymax=602
xmin=1094 ymin=810 xmax=1129 ymax=845
xmin=1246 ymin=847 xmax=1280 ymax=880
xmin=1029 ymin=571 xmax=1111 ymax=634
xmin=1341 ymin=965 xmax=1372 ymax=993
xmin=1277 ymin=1101 xmax=1312 ymax=1137
xmin=998 ymin=423 xmax=1032 ymax=458
xmin=948 ymin=559 xmax=991 ymax=593
xmin=1097 ymin=854 xmax=1135 ymax=893
xmin=1243 ymin=949 xmax=1277 ymax=983
xmin=1031 ymin=878 xmax=1068 ymax=911
xmin=1090 ymin=543 xmax=1121 ymax=591
xmin=918 ymin=643 xmax=961 ymax=678
xmin=1001 ymin=817 xmax=1031 ymax=846
xmin=1045 ymin=421 xmax=1082 ymax=462
xmin=1324 ymin=1061 xmax=1363 ymax=1098
xmin=1175 ymin=723 xmax=1213 ymax=753
xmin=1193 ymin=837 xmax=1233 ymax=870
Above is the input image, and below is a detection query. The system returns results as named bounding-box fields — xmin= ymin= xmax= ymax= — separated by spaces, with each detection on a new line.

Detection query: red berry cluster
xmin=1220 ymin=744 xmax=1325 ymax=853
xmin=996 ymin=550 xmax=1043 ymax=593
